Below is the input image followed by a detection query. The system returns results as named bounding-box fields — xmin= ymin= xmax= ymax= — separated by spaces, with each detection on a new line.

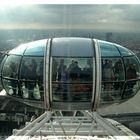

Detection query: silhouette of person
xmin=38 ymin=59 xmax=44 ymax=99
xmin=10 ymin=62 xmax=18 ymax=95
xmin=52 ymin=59 xmax=58 ymax=81
xmin=126 ymin=63 xmax=137 ymax=80
xmin=26 ymin=63 xmax=37 ymax=99
xmin=58 ymin=59 xmax=65 ymax=81
xmin=70 ymin=61 xmax=81 ymax=80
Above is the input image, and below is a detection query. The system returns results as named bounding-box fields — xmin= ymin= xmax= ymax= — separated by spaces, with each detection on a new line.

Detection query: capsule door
xmin=50 ymin=38 xmax=95 ymax=110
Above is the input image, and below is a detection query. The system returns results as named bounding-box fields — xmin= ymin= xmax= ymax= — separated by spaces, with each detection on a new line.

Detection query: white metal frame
xmin=93 ymin=39 xmax=102 ymax=110
xmin=6 ymin=111 xmax=139 ymax=140
xmin=44 ymin=39 xmax=51 ymax=110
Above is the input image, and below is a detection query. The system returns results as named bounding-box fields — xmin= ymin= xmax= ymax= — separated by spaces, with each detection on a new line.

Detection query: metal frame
xmin=44 ymin=39 xmax=51 ymax=110
xmin=92 ymin=39 xmax=101 ymax=111
xmin=6 ymin=111 xmax=139 ymax=140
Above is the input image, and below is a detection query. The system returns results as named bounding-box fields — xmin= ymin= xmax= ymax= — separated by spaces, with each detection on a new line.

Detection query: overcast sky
xmin=0 ymin=4 xmax=140 ymax=32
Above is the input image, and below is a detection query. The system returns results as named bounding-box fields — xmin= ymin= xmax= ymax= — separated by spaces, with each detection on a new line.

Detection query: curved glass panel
xmin=124 ymin=57 xmax=140 ymax=80
xmin=0 ymin=55 xmax=7 ymax=76
xmin=101 ymin=58 xmax=125 ymax=102
xmin=3 ymin=78 xmax=44 ymax=100
xmin=51 ymin=38 xmax=94 ymax=57
xmin=2 ymin=55 xmax=21 ymax=79
xmin=98 ymin=40 xmax=120 ymax=57
xmin=20 ymin=81 xmax=42 ymax=100
xmin=101 ymin=81 xmax=124 ymax=102
xmin=9 ymin=44 xmax=27 ymax=55
xmin=24 ymin=40 xmax=47 ymax=56
xmin=3 ymin=79 xmax=19 ymax=96
xmin=18 ymin=56 xmax=44 ymax=100
xmin=52 ymin=57 xmax=93 ymax=102
xmin=122 ymin=80 xmax=140 ymax=99
xmin=20 ymin=56 xmax=44 ymax=81
xmin=115 ymin=44 xmax=133 ymax=56
xmin=102 ymin=58 xmax=125 ymax=82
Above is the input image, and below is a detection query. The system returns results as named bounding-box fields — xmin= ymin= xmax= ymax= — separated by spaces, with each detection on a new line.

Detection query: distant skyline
xmin=0 ymin=5 xmax=140 ymax=32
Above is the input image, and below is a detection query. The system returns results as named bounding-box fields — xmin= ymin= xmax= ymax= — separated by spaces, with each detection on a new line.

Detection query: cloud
xmin=0 ymin=4 xmax=140 ymax=32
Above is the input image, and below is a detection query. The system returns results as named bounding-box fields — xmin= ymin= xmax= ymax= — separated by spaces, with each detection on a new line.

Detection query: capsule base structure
xmin=0 ymin=37 xmax=140 ymax=111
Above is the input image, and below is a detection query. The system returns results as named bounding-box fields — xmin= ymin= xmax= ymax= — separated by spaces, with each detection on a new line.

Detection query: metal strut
xmin=6 ymin=111 xmax=139 ymax=140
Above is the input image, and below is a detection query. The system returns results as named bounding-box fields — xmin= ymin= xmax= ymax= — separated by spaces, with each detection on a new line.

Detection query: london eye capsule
xmin=0 ymin=37 xmax=140 ymax=110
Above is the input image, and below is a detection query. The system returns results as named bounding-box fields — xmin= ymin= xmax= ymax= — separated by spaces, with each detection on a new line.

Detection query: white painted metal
xmin=6 ymin=111 xmax=139 ymax=140
xmin=44 ymin=39 xmax=51 ymax=109
xmin=93 ymin=39 xmax=102 ymax=110
xmin=49 ymin=57 xmax=53 ymax=103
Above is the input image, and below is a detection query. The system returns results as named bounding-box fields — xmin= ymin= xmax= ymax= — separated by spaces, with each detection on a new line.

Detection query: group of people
xmin=57 ymin=59 xmax=81 ymax=82
xmin=102 ymin=58 xmax=137 ymax=91
xmin=9 ymin=58 xmax=44 ymax=100
xmin=52 ymin=59 xmax=93 ymax=99
xmin=53 ymin=59 xmax=93 ymax=83
xmin=52 ymin=59 xmax=93 ymax=101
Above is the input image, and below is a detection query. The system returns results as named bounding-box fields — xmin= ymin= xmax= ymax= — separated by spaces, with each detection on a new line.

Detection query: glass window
xmin=52 ymin=57 xmax=93 ymax=102
xmin=21 ymin=81 xmax=42 ymax=100
xmin=52 ymin=83 xmax=92 ymax=102
xmin=3 ymin=79 xmax=19 ymax=96
xmin=101 ymin=81 xmax=124 ymax=102
xmin=98 ymin=40 xmax=120 ymax=57
xmin=19 ymin=56 xmax=44 ymax=101
xmin=20 ymin=57 xmax=44 ymax=82
xmin=52 ymin=58 xmax=93 ymax=82
xmin=2 ymin=55 xmax=21 ymax=79
xmin=51 ymin=38 xmax=94 ymax=57
xmin=124 ymin=57 xmax=140 ymax=80
xmin=3 ymin=78 xmax=44 ymax=100
xmin=9 ymin=44 xmax=27 ymax=55
xmin=123 ymin=80 xmax=140 ymax=100
xmin=24 ymin=40 xmax=47 ymax=56
xmin=101 ymin=58 xmax=125 ymax=103
xmin=115 ymin=44 xmax=133 ymax=56
xmin=14 ymin=80 xmax=44 ymax=100
xmin=102 ymin=58 xmax=125 ymax=82
xmin=0 ymin=55 xmax=7 ymax=76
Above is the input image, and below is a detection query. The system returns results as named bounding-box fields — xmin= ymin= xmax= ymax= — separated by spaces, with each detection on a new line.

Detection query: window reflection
xmin=102 ymin=58 xmax=125 ymax=81
xmin=101 ymin=58 xmax=125 ymax=102
xmin=24 ymin=40 xmax=46 ymax=56
xmin=99 ymin=41 xmax=120 ymax=57
xmin=52 ymin=58 xmax=93 ymax=82
xmin=124 ymin=57 xmax=140 ymax=80
xmin=101 ymin=81 xmax=124 ymax=102
xmin=1 ymin=55 xmax=45 ymax=100
xmin=115 ymin=44 xmax=133 ymax=56
xmin=52 ymin=58 xmax=93 ymax=102
xmin=20 ymin=57 xmax=44 ymax=81
xmin=21 ymin=81 xmax=43 ymax=100
xmin=51 ymin=38 xmax=93 ymax=57
xmin=3 ymin=78 xmax=44 ymax=100
xmin=123 ymin=80 xmax=140 ymax=99
xmin=2 ymin=55 xmax=21 ymax=79
xmin=52 ymin=83 xmax=92 ymax=102
xmin=19 ymin=56 xmax=44 ymax=100
xmin=9 ymin=44 xmax=27 ymax=55
xmin=3 ymin=79 xmax=18 ymax=96
xmin=0 ymin=55 xmax=7 ymax=76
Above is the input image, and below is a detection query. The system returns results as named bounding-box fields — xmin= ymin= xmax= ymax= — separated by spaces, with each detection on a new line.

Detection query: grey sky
xmin=0 ymin=4 xmax=140 ymax=32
